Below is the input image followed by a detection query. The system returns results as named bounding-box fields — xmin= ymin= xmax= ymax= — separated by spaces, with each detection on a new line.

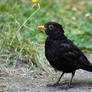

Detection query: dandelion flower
xmin=32 ymin=0 xmax=37 ymax=3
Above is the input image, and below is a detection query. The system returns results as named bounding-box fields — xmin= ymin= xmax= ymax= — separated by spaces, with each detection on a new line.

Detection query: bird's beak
xmin=37 ymin=26 xmax=47 ymax=30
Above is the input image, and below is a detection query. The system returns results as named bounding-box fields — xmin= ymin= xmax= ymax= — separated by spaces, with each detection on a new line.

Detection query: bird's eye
xmin=49 ymin=25 xmax=54 ymax=30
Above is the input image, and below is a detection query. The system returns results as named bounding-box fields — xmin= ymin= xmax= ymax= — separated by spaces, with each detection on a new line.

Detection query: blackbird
xmin=38 ymin=22 xmax=92 ymax=88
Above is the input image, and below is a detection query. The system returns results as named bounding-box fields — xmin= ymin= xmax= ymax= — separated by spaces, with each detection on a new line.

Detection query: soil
xmin=0 ymin=54 xmax=92 ymax=92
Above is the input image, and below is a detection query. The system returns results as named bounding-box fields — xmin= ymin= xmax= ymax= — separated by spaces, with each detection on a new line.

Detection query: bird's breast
xmin=45 ymin=39 xmax=60 ymax=63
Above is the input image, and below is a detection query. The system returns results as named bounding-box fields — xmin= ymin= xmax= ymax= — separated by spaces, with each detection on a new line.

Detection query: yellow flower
xmin=32 ymin=0 xmax=37 ymax=3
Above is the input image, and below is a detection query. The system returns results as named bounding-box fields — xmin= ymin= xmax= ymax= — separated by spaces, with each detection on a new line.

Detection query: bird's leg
xmin=69 ymin=71 xmax=75 ymax=86
xmin=47 ymin=72 xmax=64 ymax=87
xmin=55 ymin=72 xmax=64 ymax=85
xmin=65 ymin=71 xmax=75 ymax=89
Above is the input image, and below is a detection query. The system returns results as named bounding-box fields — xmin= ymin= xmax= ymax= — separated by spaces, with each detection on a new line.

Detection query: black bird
xmin=38 ymin=22 xmax=92 ymax=88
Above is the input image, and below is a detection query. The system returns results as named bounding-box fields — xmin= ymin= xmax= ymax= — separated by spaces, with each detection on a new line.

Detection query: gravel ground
xmin=0 ymin=54 xmax=92 ymax=92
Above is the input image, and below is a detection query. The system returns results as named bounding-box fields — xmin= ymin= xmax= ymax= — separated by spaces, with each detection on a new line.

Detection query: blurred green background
xmin=0 ymin=0 xmax=92 ymax=68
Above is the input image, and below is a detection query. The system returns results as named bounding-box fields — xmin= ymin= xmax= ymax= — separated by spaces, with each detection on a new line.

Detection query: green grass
xmin=0 ymin=0 xmax=92 ymax=68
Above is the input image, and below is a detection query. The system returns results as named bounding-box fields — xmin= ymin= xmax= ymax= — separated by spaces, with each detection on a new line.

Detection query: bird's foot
xmin=47 ymin=82 xmax=61 ymax=87
xmin=63 ymin=84 xmax=72 ymax=90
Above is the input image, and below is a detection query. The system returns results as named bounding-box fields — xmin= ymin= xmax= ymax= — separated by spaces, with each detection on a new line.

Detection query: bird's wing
xmin=59 ymin=42 xmax=90 ymax=67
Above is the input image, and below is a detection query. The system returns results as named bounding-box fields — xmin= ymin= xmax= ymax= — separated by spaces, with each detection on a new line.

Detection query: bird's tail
xmin=82 ymin=64 xmax=92 ymax=72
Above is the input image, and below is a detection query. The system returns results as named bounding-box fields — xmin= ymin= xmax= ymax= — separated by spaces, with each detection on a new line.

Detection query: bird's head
xmin=38 ymin=22 xmax=64 ymax=39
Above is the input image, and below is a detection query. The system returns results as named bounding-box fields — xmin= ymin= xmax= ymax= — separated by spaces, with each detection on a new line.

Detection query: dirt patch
xmin=0 ymin=54 xmax=92 ymax=92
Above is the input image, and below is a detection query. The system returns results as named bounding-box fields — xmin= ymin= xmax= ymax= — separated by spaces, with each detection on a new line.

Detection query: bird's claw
xmin=47 ymin=82 xmax=60 ymax=87
xmin=64 ymin=84 xmax=72 ymax=90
